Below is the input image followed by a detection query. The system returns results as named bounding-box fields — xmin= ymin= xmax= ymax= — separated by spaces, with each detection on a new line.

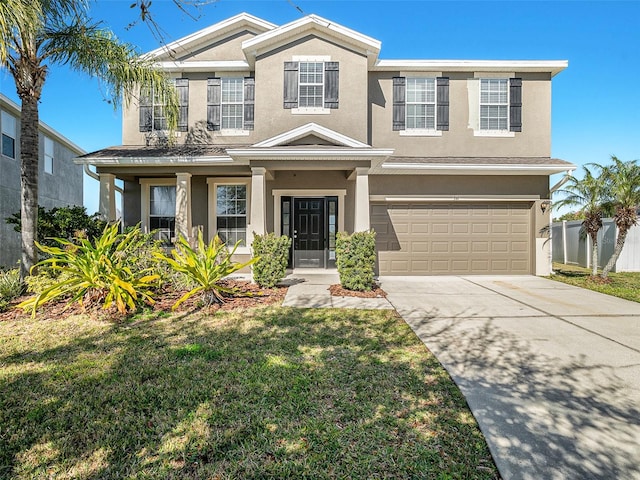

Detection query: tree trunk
xmin=601 ymin=227 xmax=628 ymax=278
xmin=19 ymin=94 xmax=40 ymax=279
xmin=590 ymin=234 xmax=598 ymax=277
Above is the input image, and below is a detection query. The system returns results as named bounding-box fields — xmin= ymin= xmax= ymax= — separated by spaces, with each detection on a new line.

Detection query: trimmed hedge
xmin=252 ymin=233 xmax=292 ymax=288
xmin=336 ymin=230 xmax=376 ymax=291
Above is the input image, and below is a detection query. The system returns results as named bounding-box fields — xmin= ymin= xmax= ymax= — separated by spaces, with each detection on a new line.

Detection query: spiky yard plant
xmin=154 ymin=230 xmax=257 ymax=310
xmin=18 ymin=223 xmax=160 ymax=316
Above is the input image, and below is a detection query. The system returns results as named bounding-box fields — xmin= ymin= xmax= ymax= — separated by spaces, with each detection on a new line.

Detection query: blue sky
xmin=1 ymin=0 xmax=639 ymax=215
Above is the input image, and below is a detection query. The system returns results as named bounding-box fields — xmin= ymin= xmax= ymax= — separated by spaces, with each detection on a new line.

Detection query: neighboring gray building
xmin=0 ymin=93 xmax=85 ymax=268
xmin=79 ymin=13 xmax=575 ymax=276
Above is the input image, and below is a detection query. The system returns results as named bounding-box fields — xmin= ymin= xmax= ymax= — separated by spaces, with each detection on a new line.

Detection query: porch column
xmin=354 ymin=167 xmax=370 ymax=232
xmin=250 ymin=167 xmax=267 ymax=240
xmin=99 ymin=173 xmax=117 ymax=222
xmin=175 ymin=172 xmax=192 ymax=243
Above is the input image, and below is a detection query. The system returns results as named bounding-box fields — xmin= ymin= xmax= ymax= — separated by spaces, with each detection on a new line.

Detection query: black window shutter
xmin=392 ymin=77 xmax=406 ymax=131
xmin=244 ymin=77 xmax=255 ymax=130
xmin=175 ymin=78 xmax=189 ymax=132
xmin=436 ymin=77 xmax=449 ymax=131
xmin=324 ymin=61 xmax=339 ymax=109
xmin=207 ymin=77 xmax=221 ymax=131
xmin=510 ymin=77 xmax=522 ymax=132
xmin=139 ymin=87 xmax=152 ymax=132
xmin=283 ymin=61 xmax=299 ymax=109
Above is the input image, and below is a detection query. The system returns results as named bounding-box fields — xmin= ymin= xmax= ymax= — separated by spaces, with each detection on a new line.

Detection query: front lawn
xmin=550 ymin=262 xmax=640 ymax=303
xmin=0 ymin=307 xmax=498 ymax=479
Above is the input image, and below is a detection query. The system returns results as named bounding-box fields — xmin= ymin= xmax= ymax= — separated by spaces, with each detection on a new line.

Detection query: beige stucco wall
xmin=369 ymin=72 xmax=552 ymax=157
xmin=177 ymin=30 xmax=257 ymax=62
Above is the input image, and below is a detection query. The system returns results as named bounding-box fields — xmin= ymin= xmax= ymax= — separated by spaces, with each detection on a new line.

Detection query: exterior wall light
xmin=540 ymin=200 xmax=551 ymax=213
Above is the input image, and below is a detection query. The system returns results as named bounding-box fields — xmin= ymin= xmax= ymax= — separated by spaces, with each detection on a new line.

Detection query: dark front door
xmin=293 ymin=197 xmax=325 ymax=268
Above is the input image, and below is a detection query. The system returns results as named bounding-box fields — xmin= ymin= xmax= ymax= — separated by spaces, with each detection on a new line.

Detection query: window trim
xmin=479 ymin=77 xmax=510 ymax=133
xmin=297 ymin=60 xmax=326 ymax=111
xmin=44 ymin=136 xmax=54 ymax=175
xmin=221 ymin=77 xmax=245 ymax=131
xmin=140 ymin=178 xmax=177 ymax=241
xmin=207 ymin=177 xmax=251 ymax=254
xmin=1 ymin=111 xmax=17 ymax=159
xmin=404 ymin=77 xmax=439 ymax=134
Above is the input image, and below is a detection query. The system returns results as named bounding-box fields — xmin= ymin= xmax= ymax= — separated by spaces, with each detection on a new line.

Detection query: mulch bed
xmin=0 ymin=280 xmax=288 ymax=322
xmin=328 ymin=284 xmax=387 ymax=298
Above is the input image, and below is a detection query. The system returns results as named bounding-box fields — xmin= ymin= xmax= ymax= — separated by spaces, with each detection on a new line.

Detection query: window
xmin=1 ymin=111 xmax=16 ymax=158
xmin=44 ymin=137 xmax=54 ymax=174
xmin=480 ymin=78 xmax=508 ymax=131
xmin=207 ymin=77 xmax=255 ymax=132
xmin=392 ymin=76 xmax=448 ymax=133
xmin=299 ymin=62 xmax=324 ymax=108
xmin=221 ymin=78 xmax=244 ymax=129
xmin=149 ymin=185 xmax=176 ymax=244
xmin=139 ymin=79 xmax=188 ymax=132
xmin=215 ymin=184 xmax=247 ymax=246
xmin=406 ymin=78 xmax=436 ymax=130
xmin=283 ymin=61 xmax=339 ymax=111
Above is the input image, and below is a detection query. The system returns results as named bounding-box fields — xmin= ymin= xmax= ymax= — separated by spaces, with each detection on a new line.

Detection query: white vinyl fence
xmin=552 ymin=219 xmax=640 ymax=272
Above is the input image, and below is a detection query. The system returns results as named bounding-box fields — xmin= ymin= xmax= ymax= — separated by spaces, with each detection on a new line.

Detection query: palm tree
xmin=554 ymin=166 xmax=608 ymax=276
xmin=1 ymin=0 xmax=178 ymax=280
xmin=599 ymin=156 xmax=640 ymax=278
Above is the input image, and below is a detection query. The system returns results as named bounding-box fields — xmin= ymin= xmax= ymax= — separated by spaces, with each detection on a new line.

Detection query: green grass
xmin=550 ymin=262 xmax=640 ymax=303
xmin=0 ymin=307 xmax=498 ymax=479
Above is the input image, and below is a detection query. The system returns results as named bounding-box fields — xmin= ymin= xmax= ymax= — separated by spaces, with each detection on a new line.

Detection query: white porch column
xmin=354 ymin=167 xmax=370 ymax=232
xmin=250 ymin=167 xmax=267 ymax=240
xmin=175 ymin=173 xmax=192 ymax=242
xmin=99 ymin=173 xmax=117 ymax=222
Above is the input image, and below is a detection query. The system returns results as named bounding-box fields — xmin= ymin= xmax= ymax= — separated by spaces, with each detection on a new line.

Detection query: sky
xmin=1 ymin=0 xmax=639 ymax=215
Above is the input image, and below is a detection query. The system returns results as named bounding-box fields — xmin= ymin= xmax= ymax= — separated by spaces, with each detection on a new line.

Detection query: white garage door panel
xmin=372 ymin=202 xmax=532 ymax=275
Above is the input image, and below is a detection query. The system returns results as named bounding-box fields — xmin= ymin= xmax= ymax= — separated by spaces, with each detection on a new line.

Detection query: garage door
xmin=371 ymin=202 xmax=532 ymax=275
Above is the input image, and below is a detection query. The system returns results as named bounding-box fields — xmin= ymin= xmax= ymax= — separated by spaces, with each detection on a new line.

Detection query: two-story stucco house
xmin=1 ymin=93 xmax=85 ymax=268
xmin=78 ymin=13 xmax=575 ymax=276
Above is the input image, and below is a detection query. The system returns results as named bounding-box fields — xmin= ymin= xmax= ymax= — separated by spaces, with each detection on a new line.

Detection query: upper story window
xmin=393 ymin=76 xmax=449 ymax=135
xmin=472 ymin=77 xmax=522 ymax=136
xmin=299 ymin=62 xmax=324 ymax=108
xmin=1 ymin=111 xmax=17 ymax=159
xmin=480 ymin=79 xmax=508 ymax=131
xmin=207 ymin=77 xmax=255 ymax=132
xmin=44 ymin=136 xmax=54 ymax=174
xmin=406 ymin=78 xmax=436 ymax=130
xmin=139 ymin=79 xmax=189 ymax=133
xmin=283 ymin=61 xmax=339 ymax=113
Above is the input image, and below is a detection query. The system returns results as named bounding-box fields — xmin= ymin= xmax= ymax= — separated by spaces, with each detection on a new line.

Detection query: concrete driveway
xmin=380 ymin=275 xmax=640 ymax=480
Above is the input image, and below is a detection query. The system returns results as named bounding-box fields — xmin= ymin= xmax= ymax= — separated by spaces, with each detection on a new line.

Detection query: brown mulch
xmin=328 ymin=284 xmax=387 ymax=298
xmin=0 ymin=280 xmax=288 ymax=322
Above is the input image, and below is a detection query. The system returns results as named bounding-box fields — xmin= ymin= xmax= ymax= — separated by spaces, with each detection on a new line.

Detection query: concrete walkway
xmin=380 ymin=275 xmax=640 ymax=480
xmin=281 ymin=270 xmax=393 ymax=310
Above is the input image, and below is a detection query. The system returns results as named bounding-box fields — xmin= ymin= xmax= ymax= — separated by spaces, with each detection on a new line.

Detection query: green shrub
xmin=18 ymin=223 xmax=160 ymax=317
xmin=0 ymin=268 xmax=23 ymax=301
xmin=7 ymin=205 xmax=107 ymax=248
xmin=335 ymin=230 xmax=377 ymax=291
xmin=154 ymin=230 xmax=257 ymax=309
xmin=251 ymin=232 xmax=291 ymax=288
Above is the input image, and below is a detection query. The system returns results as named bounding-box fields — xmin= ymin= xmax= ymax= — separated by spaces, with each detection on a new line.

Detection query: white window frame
xmin=479 ymin=78 xmax=509 ymax=133
xmin=221 ymin=77 xmax=244 ymax=131
xmin=1 ymin=111 xmax=17 ymax=159
xmin=292 ymin=56 xmax=331 ymax=115
xmin=401 ymin=77 xmax=443 ymax=137
xmin=140 ymin=178 xmax=177 ymax=242
xmin=44 ymin=136 xmax=54 ymax=175
xmin=207 ymin=177 xmax=251 ymax=254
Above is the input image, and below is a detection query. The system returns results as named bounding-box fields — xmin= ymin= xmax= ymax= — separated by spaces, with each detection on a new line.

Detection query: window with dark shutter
xmin=324 ymin=62 xmax=339 ymax=109
xmin=509 ymin=78 xmax=522 ymax=132
xmin=392 ymin=77 xmax=406 ymax=131
xmin=207 ymin=77 xmax=221 ymax=131
xmin=436 ymin=77 xmax=449 ymax=131
xmin=283 ymin=62 xmax=299 ymax=109
xmin=244 ymin=77 xmax=255 ymax=130
xmin=175 ymin=78 xmax=189 ymax=132
xmin=139 ymin=87 xmax=152 ymax=132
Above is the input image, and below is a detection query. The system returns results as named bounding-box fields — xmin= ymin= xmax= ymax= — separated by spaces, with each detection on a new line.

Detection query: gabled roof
xmin=242 ymin=14 xmax=381 ymax=67
xmin=144 ymin=12 xmax=276 ymax=61
xmin=253 ymin=123 xmax=370 ymax=148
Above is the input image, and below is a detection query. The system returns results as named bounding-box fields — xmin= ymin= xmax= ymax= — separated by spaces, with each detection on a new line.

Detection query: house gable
xmin=253 ymin=123 xmax=370 ymax=148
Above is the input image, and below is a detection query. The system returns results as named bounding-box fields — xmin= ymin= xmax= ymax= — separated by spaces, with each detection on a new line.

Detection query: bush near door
xmin=252 ymin=232 xmax=292 ymax=288
xmin=336 ymin=231 xmax=376 ymax=291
